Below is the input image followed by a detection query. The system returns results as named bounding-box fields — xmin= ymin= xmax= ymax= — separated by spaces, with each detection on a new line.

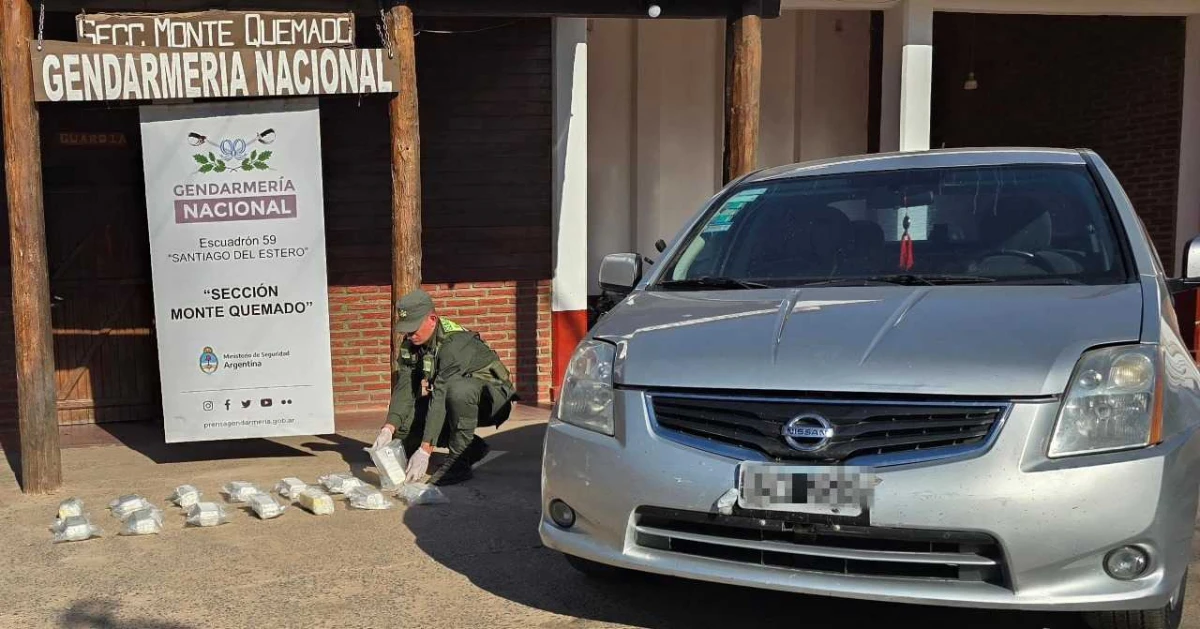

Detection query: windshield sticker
xmin=703 ymin=188 xmax=766 ymax=233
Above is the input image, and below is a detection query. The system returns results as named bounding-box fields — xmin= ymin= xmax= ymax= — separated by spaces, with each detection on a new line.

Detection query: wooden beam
xmin=722 ymin=1 xmax=762 ymax=184
xmin=1 ymin=0 xmax=61 ymax=493
xmin=36 ymin=0 xmax=782 ymax=19
xmin=385 ymin=1 xmax=422 ymax=369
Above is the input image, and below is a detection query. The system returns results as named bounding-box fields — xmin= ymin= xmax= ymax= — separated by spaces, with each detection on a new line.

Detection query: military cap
xmin=395 ymin=289 xmax=434 ymax=333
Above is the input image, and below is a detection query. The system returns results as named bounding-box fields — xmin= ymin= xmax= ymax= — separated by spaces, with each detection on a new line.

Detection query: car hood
xmin=592 ymin=284 xmax=1144 ymax=398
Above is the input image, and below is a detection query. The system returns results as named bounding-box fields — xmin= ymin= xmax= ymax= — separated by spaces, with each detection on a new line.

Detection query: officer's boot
xmin=429 ymin=449 xmax=473 ymax=486
xmin=464 ymin=435 xmax=490 ymax=466
xmin=430 ymin=435 xmax=491 ymax=486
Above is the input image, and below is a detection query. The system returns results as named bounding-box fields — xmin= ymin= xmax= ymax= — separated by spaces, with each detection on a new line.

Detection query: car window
xmin=660 ymin=164 xmax=1132 ymax=287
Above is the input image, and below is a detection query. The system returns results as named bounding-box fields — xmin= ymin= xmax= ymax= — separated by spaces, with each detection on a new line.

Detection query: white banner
xmin=139 ymin=98 xmax=335 ymax=443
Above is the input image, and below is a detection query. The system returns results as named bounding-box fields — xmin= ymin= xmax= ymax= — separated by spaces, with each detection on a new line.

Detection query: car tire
xmin=1082 ymin=571 xmax=1187 ymax=629
xmin=562 ymin=553 xmax=629 ymax=581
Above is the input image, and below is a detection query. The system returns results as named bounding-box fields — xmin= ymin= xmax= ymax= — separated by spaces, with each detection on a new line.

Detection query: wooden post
xmin=385 ymin=1 xmax=422 ymax=368
xmin=1 ymin=0 xmax=61 ymax=492
xmin=723 ymin=1 xmax=762 ymax=184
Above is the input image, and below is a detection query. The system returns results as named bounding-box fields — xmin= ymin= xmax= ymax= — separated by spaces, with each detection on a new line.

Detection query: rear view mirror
xmin=1169 ymin=235 xmax=1200 ymax=293
xmin=599 ymin=253 xmax=642 ymax=294
xmin=1184 ymin=235 xmax=1200 ymax=280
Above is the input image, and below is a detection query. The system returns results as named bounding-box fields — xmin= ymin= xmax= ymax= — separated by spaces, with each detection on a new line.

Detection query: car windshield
xmin=656 ymin=164 xmax=1133 ymax=288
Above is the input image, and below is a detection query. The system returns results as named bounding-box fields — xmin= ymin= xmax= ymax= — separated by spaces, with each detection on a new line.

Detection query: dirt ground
xmin=1 ymin=414 xmax=1197 ymax=629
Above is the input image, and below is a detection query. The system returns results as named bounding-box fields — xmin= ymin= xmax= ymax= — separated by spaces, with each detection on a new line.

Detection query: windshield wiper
xmin=656 ymin=276 xmax=772 ymax=290
xmin=989 ymin=277 xmax=1085 ymax=285
xmin=786 ymin=274 xmax=997 ymax=287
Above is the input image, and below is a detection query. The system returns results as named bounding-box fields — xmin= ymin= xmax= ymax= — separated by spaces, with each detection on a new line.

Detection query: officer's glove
xmin=373 ymin=424 xmax=396 ymax=450
xmin=405 ymin=448 xmax=431 ymax=483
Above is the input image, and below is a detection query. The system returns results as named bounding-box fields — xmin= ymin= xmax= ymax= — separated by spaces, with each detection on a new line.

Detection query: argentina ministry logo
xmin=199 ymin=346 xmax=220 ymax=374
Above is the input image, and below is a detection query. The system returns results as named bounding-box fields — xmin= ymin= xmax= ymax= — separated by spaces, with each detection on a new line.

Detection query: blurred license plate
xmin=737 ymin=463 xmax=876 ymax=517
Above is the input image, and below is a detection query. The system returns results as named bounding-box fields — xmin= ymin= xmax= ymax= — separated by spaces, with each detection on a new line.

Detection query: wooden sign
xmin=31 ymin=40 xmax=400 ymax=103
xmin=76 ymin=10 xmax=356 ymax=49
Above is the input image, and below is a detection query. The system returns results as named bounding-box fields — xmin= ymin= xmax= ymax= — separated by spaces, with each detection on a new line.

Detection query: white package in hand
xmin=57 ymin=497 xmax=85 ymax=520
xmin=347 ymin=486 xmax=394 ymax=510
xmin=317 ymin=473 xmax=367 ymax=494
xmin=108 ymin=494 xmax=152 ymax=520
xmin=297 ymin=487 xmax=335 ymax=515
xmin=222 ymin=481 xmax=261 ymax=503
xmin=365 ymin=439 xmax=408 ymax=491
xmin=274 ymin=477 xmax=307 ymax=499
xmin=119 ymin=507 xmax=164 ymax=536
xmin=398 ymin=483 xmax=450 ymax=506
xmin=51 ymin=515 xmax=101 ymax=543
xmin=247 ymin=492 xmax=286 ymax=519
xmin=185 ymin=502 xmax=230 ymax=527
xmin=169 ymin=485 xmax=202 ymax=509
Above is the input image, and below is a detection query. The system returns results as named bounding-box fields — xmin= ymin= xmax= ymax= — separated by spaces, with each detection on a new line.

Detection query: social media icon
xmin=260 ymin=398 xmax=273 ymax=408
xmin=224 ymin=399 xmax=231 ymax=411
xmin=241 ymin=400 xmax=252 ymax=409
xmin=203 ymin=400 xmax=214 ymax=412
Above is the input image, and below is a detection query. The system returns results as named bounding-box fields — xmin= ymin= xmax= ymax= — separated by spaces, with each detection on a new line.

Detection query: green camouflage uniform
xmin=386 ymin=315 xmax=516 ymax=457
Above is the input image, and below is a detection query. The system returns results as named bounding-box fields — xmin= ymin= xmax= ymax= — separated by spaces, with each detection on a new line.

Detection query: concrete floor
xmin=1 ymin=414 xmax=1198 ymax=629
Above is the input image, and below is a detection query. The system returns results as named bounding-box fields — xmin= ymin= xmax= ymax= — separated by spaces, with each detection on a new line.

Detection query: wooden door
xmin=40 ymin=102 xmax=161 ymax=425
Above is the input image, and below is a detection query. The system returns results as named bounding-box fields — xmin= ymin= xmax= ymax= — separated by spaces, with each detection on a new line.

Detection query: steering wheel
xmin=973 ymin=249 xmax=1057 ymax=274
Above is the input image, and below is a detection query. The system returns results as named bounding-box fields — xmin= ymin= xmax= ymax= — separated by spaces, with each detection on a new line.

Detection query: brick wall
xmin=322 ymin=16 xmax=555 ymax=412
xmin=328 ymin=281 xmax=552 ymax=413
xmin=931 ymin=13 xmax=1186 ymax=271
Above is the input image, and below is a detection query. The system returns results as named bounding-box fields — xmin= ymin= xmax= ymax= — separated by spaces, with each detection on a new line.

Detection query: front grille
xmin=649 ymin=393 xmax=1007 ymax=463
xmin=634 ymin=507 xmax=1010 ymax=588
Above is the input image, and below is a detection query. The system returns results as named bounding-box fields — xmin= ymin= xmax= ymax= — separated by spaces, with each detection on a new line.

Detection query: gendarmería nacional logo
xmin=187 ymin=128 xmax=276 ymax=174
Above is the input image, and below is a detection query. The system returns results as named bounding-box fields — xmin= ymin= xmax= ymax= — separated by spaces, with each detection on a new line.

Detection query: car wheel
xmin=1083 ymin=572 xmax=1187 ymax=629
xmin=562 ymin=553 xmax=629 ymax=580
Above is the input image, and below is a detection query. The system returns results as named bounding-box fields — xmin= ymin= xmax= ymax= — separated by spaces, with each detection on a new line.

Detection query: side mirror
xmin=599 ymin=253 xmax=643 ymax=294
xmin=654 ymin=239 xmax=667 ymax=253
xmin=1169 ymin=235 xmax=1200 ymax=293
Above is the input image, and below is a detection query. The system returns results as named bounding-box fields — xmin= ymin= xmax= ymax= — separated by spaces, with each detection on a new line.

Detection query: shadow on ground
xmin=0 ymin=429 xmax=22 ymax=488
xmin=59 ymin=598 xmax=196 ymax=629
xmin=402 ymin=424 xmax=1087 ymax=629
xmin=93 ymin=422 xmax=317 ymax=465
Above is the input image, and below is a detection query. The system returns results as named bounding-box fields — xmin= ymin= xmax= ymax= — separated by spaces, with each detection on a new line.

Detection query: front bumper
xmin=538 ymin=389 xmax=1200 ymax=611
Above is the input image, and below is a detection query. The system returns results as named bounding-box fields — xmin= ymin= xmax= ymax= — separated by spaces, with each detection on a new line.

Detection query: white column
xmin=552 ymin=17 xmax=589 ymax=395
xmin=880 ymin=0 xmax=933 ymax=152
xmin=586 ymin=18 xmax=635 ymax=295
xmin=634 ymin=18 xmax=723 ymax=257
xmin=1177 ymin=15 xmax=1200 ymax=275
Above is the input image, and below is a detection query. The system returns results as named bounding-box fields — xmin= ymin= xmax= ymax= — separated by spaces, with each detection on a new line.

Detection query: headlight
xmin=1048 ymin=344 xmax=1163 ymax=458
xmin=557 ymin=339 xmax=616 ymax=436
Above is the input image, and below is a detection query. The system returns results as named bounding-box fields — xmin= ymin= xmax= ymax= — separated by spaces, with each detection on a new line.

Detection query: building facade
xmin=585 ymin=0 xmax=1200 ymax=322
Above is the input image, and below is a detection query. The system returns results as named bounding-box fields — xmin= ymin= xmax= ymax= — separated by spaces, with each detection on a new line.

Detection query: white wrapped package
xmin=365 ymin=439 xmax=408 ymax=491
xmin=57 ymin=497 xmax=85 ymax=520
xmin=398 ymin=483 xmax=449 ymax=506
xmin=108 ymin=494 xmax=152 ymax=520
xmin=274 ymin=477 xmax=308 ymax=500
xmin=222 ymin=481 xmax=261 ymax=503
xmin=119 ymin=507 xmax=164 ymax=536
xmin=169 ymin=484 xmax=202 ymax=509
xmin=317 ymin=473 xmax=367 ymax=495
xmin=185 ymin=502 xmax=230 ymax=527
xmin=51 ymin=515 xmax=101 ymax=543
xmin=347 ymin=486 xmax=394 ymax=510
xmin=246 ymin=492 xmax=286 ymax=519
xmin=297 ymin=487 xmax=335 ymax=515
